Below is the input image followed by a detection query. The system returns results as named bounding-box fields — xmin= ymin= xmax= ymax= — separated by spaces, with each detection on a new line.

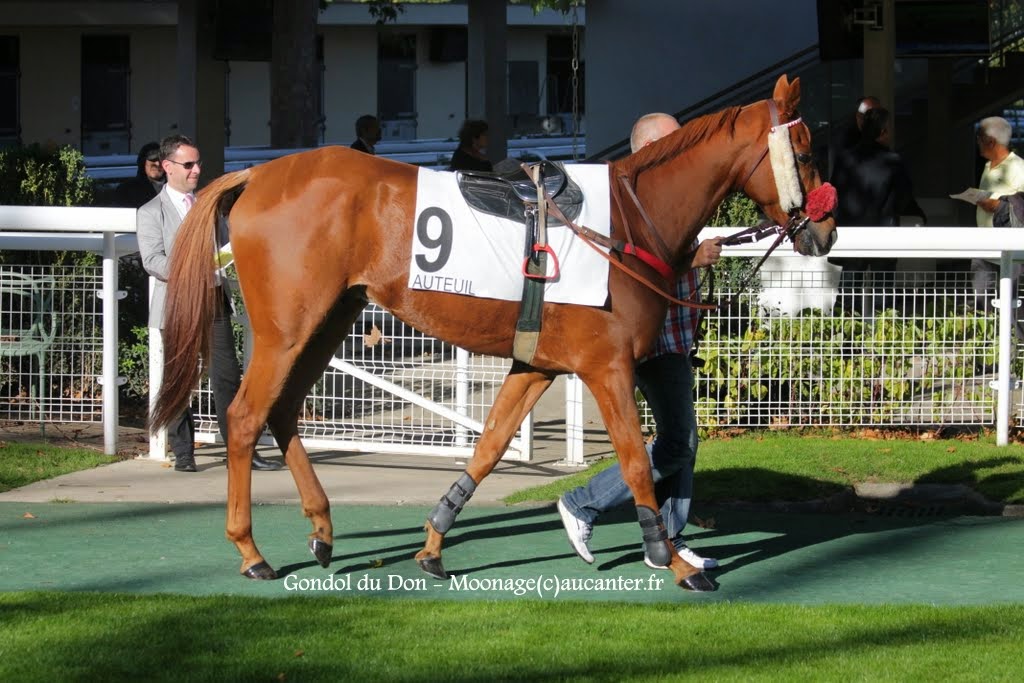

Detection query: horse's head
xmin=739 ymin=75 xmax=838 ymax=257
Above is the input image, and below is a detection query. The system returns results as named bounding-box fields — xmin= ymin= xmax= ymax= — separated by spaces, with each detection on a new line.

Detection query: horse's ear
xmin=772 ymin=74 xmax=801 ymax=117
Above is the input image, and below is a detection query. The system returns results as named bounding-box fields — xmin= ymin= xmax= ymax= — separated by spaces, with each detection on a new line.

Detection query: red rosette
xmin=806 ymin=182 xmax=837 ymax=222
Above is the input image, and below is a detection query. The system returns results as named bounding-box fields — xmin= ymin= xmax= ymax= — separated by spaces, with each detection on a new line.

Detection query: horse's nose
xmin=798 ymin=220 xmax=837 ymax=257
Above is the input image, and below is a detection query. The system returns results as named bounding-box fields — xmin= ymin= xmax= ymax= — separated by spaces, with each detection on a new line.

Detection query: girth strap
xmin=513 ymin=163 xmax=552 ymax=364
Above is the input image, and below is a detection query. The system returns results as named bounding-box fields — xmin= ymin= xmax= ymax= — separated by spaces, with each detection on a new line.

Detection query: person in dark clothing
xmin=830 ymin=107 xmax=925 ymax=314
xmin=350 ymin=115 xmax=381 ymax=154
xmin=115 ymin=141 xmax=165 ymax=208
xmin=447 ymin=119 xmax=493 ymax=172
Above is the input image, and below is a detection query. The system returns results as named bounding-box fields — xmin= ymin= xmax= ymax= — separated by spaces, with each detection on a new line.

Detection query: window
xmin=546 ymin=34 xmax=584 ymax=116
xmin=378 ymin=33 xmax=417 ymax=140
xmin=508 ymin=60 xmax=539 ymax=117
xmin=0 ymin=36 xmax=18 ymax=146
xmin=81 ymin=35 xmax=130 ymax=154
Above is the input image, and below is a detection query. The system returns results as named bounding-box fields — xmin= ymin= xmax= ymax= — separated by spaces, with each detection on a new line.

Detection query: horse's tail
xmin=150 ymin=168 xmax=252 ymax=432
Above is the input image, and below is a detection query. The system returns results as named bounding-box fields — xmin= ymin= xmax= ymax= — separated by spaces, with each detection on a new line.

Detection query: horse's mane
xmin=613 ymin=106 xmax=744 ymax=181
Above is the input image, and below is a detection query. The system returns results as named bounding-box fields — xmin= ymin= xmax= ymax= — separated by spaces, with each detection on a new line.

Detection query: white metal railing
xmin=690 ymin=227 xmax=1024 ymax=445
xmin=0 ymin=207 xmax=135 ymax=454
xmin=5 ymin=210 xmax=1024 ymax=454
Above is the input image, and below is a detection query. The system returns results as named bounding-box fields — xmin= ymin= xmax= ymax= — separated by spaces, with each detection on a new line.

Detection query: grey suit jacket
xmin=136 ymin=187 xmax=184 ymax=329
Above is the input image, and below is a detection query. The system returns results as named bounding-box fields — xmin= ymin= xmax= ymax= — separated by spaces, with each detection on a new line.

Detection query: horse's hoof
xmin=308 ymin=538 xmax=333 ymax=568
xmin=242 ymin=561 xmax=278 ymax=580
xmin=678 ymin=571 xmax=715 ymax=592
xmin=417 ymin=556 xmax=448 ymax=580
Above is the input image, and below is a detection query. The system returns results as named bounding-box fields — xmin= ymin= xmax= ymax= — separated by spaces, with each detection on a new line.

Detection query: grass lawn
xmin=1 ymin=592 xmax=1022 ymax=682
xmin=506 ymin=431 xmax=1024 ymax=505
xmin=0 ymin=440 xmax=118 ymax=493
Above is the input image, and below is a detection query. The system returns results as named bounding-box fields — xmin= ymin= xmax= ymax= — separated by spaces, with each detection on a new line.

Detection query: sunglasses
xmin=166 ymin=159 xmax=202 ymax=170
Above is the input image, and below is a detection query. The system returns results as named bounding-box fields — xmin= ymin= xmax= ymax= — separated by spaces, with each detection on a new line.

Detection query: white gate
xmin=189 ymin=304 xmax=533 ymax=460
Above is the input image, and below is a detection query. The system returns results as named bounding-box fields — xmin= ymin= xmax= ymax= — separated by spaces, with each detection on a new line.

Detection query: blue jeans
xmin=561 ymin=352 xmax=697 ymax=541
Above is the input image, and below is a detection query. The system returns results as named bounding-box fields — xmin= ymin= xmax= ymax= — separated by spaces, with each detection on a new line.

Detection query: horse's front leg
xmin=416 ymin=365 xmax=554 ymax=580
xmin=581 ymin=365 xmax=713 ymax=591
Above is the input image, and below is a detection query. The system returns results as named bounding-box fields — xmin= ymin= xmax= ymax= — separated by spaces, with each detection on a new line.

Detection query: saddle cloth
xmin=408 ymin=164 xmax=611 ymax=306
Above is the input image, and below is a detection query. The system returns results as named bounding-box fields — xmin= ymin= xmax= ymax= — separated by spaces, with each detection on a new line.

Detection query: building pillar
xmin=863 ymin=0 xmax=895 ymax=141
xmin=924 ymin=58 xmax=954 ymax=196
xmin=467 ymin=0 xmax=507 ymax=164
xmin=177 ymin=0 xmax=225 ymax=181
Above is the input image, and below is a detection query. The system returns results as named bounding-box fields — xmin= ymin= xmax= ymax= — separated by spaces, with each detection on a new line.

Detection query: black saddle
xmin=456 ymin=161 xmax=583 ymax=227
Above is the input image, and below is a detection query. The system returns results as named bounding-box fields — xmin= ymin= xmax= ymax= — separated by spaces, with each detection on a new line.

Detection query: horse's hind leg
xmin=223 ymin=344 xmax=294 ymax=578
xmin=415 ymin=363 xmax=554 ymax=580
xmin=265 ymin=292 xmax=369 ymax=569
xmin=226 ymin=289 xmax=366 ymax=578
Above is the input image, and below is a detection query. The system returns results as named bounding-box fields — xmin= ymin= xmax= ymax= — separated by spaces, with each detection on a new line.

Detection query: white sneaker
xmin=643 ymin=544 xmax=719 ymax=571
xmin=678 ymin=544 xmax=719 ymax=570
xmin=557 ymin=497 xmax=594 ymax=564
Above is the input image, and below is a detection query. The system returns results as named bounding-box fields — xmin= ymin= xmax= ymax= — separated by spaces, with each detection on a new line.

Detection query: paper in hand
xmin=949 ymin=188 xmax=992 ymax=205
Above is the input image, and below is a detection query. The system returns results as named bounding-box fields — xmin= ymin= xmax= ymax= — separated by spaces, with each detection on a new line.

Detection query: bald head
xmin=855 ymin=96 xmax=881 ymax=130
xmin=630 ymin=113 xmax=681 ymax=153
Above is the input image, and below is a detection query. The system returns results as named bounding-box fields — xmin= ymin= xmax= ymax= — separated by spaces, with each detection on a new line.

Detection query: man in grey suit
xmin=137 ymin=134 xmax=282 ymax=473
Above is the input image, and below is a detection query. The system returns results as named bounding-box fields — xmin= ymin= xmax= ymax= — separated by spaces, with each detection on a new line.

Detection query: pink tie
xmin=183 ymin=193 xmax=195 ymax=213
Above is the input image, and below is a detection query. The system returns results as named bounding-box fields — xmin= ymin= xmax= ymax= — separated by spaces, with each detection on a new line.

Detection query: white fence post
xmin=146 ymin=274 xmax=168 ymax=461
xmin=455 ymin=347 xmax=469 ymax=447
xmin=101 ymin=232 xmax=120 ymax=455
xmin=561 ymin=373 xmax=585 ymax=466
xmin=995 ymin=251 xmax=1017 ymax=446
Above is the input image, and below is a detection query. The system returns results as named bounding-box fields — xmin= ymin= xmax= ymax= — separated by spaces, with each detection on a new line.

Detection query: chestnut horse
xmin=152 ymin=75 xmax=836 ymax=591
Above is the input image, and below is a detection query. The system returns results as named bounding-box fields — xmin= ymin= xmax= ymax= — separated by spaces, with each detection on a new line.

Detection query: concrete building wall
xmin=129 ymin=26 xmax=178 ymax=146
xmin=321 ymin=26 xmax=377 ymax=146
xmin=584 ymin=0 xmax=819 ymax=154
xmin=227 ymin=61 xmax=270 ymax=147
xmin=415 ymin=27 xmax=465 ymax=141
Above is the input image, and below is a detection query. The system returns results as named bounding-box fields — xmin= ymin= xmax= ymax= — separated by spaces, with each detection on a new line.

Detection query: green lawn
xmin=507 ymin=432 xmax=1024 ymax=505
xmin=1 ymin=592 xmax=1022 ymax=682
xmin=0 ymin=441 xmax=118 ymax=493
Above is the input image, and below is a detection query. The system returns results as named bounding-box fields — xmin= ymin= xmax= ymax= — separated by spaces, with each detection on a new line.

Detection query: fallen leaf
xmin=22 ymin=512 xmax=35 ymax=519
xmin=294 ymin=650 xmax=304 ymax=658
xmin=363 ymin=324 xmax=383 ymax=347
xmin=693 ymin=515 xmax=716 ymax=530
xmin=946 ymin=447 xmax=956 ymax=453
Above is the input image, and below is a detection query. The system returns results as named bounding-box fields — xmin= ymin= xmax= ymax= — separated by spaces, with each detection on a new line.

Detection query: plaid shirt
xmin=643 ymin=242 xmax=701 ymax=360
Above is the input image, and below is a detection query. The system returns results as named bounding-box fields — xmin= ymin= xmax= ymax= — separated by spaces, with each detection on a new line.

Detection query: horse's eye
xmin=796 ymin=153 xmax=813 ymax=165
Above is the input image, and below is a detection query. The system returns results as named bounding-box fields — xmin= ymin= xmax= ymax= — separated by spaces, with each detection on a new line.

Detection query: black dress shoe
xmin=174 ymin=455 xmax=197 ymax=472
xmin=251 ymin=454 xmax=283 ymax=471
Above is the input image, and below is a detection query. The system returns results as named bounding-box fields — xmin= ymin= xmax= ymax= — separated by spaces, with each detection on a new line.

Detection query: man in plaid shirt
xmin=558 ymin=113 xmax=722 ymax=571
